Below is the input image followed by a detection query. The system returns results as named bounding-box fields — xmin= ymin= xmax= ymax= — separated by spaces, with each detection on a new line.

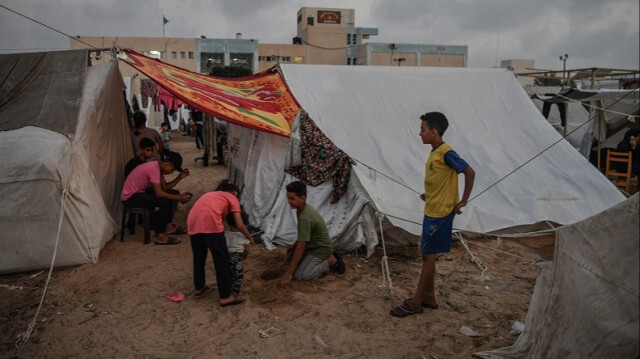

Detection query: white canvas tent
xmin=228 ymin=65 xmax=625 ymax=255
xmin=476 ymin=194 xmax=639 ymax=358
xmin=0 ymin=50 xmax=132 ymax=274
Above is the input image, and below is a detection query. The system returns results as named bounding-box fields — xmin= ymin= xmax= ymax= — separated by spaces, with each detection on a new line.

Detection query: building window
xmin=171 ymin=51 xmax=177 ymax=59
xmin=353 ymin=34 xmax=358 ymax=45
xmin=347 ymin=57 xmax=357 ymax=65
xmin=282 ymin=56 xmax=291 ymax=62
xmin=201 ymin=53 xmax=224 ymax=73
xmin=347 ymin=34 xmax=352 ymax=45
xmin=294 ymin=56 xmax=304 ymax=63
xmin=188 ymin=52 xmax=194 ymax=59
xmin=142 ymin=50 xmax=162 ymax=59
xmin=307 ymin=16 xmax=314 ymax=26
xmin=180 ymin=51 xmax=186 ymax=59
xmin=230 ymin=53 xmax=253 ymax=70
xmin=297 ymin=14 xmax=302 ymax=23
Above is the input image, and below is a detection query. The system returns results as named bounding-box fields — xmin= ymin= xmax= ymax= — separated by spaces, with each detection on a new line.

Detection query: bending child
xmin=187 ymin=180 xmax=254 ymax=306
xmin=390 ymin=111 xmax=475 ymax=318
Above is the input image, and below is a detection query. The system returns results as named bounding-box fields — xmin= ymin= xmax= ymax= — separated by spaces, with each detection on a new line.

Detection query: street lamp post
xmin=559 ymin=54 xmax=568 ymax=86
xmin=393 ymin=57 xmax=406 ymax=66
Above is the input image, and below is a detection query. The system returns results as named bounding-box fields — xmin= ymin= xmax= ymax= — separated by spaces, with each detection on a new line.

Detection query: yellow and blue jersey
xmin=424 ymin=143 xmax=469 ymax=218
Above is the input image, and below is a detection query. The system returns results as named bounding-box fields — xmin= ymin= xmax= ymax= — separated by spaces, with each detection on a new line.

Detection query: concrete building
xmin=72 ymin=7 xmax=467 ymax=74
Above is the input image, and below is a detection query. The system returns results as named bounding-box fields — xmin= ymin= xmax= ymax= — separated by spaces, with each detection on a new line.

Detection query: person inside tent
xmin=121 ymin=152 xmax=191 ymax=245
xmin=124 ymin=137 xmax=155 ymax=179
xmin=131 ymin=111 xmax=164 ymax=160
xmin=279 ymin=181 xmax=345 ymax=289
xmin=615 ymin=128 xmax=640 ymax=176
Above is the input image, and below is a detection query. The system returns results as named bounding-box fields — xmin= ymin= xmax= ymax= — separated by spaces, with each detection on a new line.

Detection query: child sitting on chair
xmin=225 ymin=210 xmax=252 ymax=300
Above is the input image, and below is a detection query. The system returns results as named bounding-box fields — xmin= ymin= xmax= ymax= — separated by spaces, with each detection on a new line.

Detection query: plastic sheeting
xmin=228 ymin=121 xmax=379 ymax=255
xmin=0 ymin=50 xmax=88 ymax=136
xmin=0 ymin=58 xmax=131 ymax=274
xmin=475 ymin=194 xmax=639 ymax=358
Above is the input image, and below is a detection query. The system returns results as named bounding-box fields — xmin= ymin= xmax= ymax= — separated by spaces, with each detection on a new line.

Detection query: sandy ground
xmin=0 ymin=134 xmax=548 ymax=359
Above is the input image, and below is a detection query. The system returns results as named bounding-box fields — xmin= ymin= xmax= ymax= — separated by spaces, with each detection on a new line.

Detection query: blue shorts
xmin=421 ymin=212 xmax=455 ymax=255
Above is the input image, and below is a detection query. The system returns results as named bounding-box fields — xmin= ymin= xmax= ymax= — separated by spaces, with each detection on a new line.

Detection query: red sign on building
xmin=317 ymin=10 xmax=341 ymax=24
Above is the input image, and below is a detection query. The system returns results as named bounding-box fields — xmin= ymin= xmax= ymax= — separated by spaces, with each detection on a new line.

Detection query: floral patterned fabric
xmin=286 ymin=111 xmax=352 ymax=203
xmin=140 ymin=79 xmax=157 ymax=108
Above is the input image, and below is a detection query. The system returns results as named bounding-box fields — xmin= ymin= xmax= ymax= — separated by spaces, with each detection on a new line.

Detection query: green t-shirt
xmin=297 ymin=204 xmax=333 ymax=260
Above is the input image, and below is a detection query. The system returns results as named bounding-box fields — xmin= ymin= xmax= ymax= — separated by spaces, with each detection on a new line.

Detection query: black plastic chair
xmin=120 ymin=205 xmax=155 ymax=244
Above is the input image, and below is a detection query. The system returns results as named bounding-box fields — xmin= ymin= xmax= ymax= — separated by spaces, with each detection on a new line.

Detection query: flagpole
xmin=163 ymin=15 xmax=167 ymax=62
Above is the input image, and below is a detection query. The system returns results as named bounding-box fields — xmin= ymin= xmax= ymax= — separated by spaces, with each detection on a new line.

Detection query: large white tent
xmin=229 ymin=65 xmax=625 ymax=255
xmin=0 ymin=50 xmax=131 ymax=274
xmin=476 ymin=194 xmax=639 ymax=358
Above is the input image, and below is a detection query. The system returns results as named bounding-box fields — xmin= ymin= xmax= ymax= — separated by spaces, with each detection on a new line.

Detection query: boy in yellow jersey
xmin=390 ymin=111 xmax=475 ymax=317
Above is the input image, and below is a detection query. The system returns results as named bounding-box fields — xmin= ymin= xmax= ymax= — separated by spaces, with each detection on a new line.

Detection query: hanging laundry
xmin=140 ymin=79 xmax=157 ymax=108
xmin=286 ymin=111 xmax=352 ymax=203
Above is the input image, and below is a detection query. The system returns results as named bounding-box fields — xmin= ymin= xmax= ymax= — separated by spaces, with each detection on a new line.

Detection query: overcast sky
xmin=1 ymin=0 xmax=638 ymax=70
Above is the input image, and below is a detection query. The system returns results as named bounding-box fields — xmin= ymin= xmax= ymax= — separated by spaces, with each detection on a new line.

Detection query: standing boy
xmin=390 ymin=111 xmax=475 ymax=317
xmin=279 ymin=181 xmax=345 ymax=288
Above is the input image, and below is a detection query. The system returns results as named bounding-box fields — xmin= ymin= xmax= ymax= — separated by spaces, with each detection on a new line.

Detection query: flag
xmin=163 ymin=15 xmax=169 ymax=25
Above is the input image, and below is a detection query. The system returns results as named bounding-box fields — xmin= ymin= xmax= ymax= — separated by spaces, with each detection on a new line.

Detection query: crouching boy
xmin=279 ymin=181 xmax=345 ymax=288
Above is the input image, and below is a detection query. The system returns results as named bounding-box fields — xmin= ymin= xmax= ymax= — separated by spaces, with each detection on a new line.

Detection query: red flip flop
xmin=166 ymin=292 xmax=185 ymax=302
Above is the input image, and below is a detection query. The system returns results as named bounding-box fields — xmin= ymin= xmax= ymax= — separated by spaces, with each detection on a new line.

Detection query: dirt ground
xmin=0 ymin=134 xmax=549 ymax=359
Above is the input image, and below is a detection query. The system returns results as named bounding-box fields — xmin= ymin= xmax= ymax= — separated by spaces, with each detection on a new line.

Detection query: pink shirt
xmin=187 ymin=192 xmax=241 ymax=235
xmin=121 ymin=161 xmax=165 ymax=201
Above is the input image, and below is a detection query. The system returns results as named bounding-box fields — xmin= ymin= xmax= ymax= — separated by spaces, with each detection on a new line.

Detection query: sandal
xmin=389 ymin=299 xmax=424 ymax=318
xmin=220 ymin=296 xmax=245 ymax=307
xmin=331 ymin=251 xmax=345 ymax=274
xmin=169 ymin=226 xmax=187 ymax=235
xmin=155 ymin=237 xmax=181 ymax=245
xmin=422 ymin=302 xmax=439 ymax=309
xmin=194 ymin=285 xmax=210 ymax=299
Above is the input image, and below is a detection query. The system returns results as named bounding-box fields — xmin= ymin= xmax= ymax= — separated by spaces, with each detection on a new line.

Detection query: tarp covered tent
xmin=0 ymin=50 xmax=131 ymax=274
xmin=475 ymin=194 xmax=639 ymax=358
xmin=228 ymin=65 xmax=626 ymax=255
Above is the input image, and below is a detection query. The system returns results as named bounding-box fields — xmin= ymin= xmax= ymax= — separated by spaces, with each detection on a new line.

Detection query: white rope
xmin=465 ymin=238 xmax=539 ymax=263
xmin=455 ymin=232 xmax=490 ymax=282
xmin=375 ymin=211 xmax=394 ymax=304
xmin=555 ymin=93 xmax=640 ymax=119
xmin=15 ymin=179 xmax=71 ymax=347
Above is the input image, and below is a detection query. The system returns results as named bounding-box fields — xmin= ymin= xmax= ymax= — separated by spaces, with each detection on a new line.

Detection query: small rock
xmin=313 ymin=335 xmax=328 ymax=348
xmin=510 ymin=321 xmax=525 ymax=336
xmin=458 ymin=325 xmax=481 ymax=337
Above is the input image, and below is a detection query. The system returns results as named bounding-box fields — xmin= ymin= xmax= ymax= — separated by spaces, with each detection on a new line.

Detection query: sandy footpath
xmin=0 ymin=134 xmax=545 ymax=358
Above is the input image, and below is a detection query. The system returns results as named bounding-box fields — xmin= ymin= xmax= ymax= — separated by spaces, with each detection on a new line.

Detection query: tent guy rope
xmin=15 ymin=156 xmax=74 ymax=348
xmin=375 ymin=211 xmax=395 ymax=307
